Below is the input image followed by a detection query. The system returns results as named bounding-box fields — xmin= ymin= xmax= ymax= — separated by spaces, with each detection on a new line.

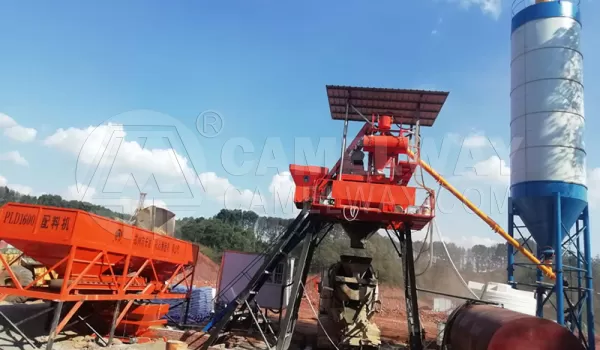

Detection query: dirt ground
xmin=181 ymin=250 xmax=450 ymax=345
xmin=0 ymin=254 xmax=444 ymax=350
xmin=191 ymin=249 xmax=220 ymax=288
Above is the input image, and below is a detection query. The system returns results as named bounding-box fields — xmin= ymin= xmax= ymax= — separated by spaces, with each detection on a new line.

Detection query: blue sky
xmin=0 ymin=0 xmax=599 ymax=251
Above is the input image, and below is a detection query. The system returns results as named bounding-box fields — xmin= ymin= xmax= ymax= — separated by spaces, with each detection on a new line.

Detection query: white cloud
xmin=65 ymin=183 xmax=98 ymax=202
xmin=463 ymin=134 xmax=490 ymax=148
xmin=197 ymin=172 xmax=264 ymax=212
xmin=44 ymin=124 xmax=197 ymax=187
xmin=588 ymin=168 xmax=600 ymax=209
xmin=455 ymin=0 xmax=502 ymax=19
xmin=445 ymin=132 xmax=494 ymax=149
xmin=0 ymin=114 xmax=18 ymax=128
xmin=9 ymin=184 xmax=33 ymax=196
xmin=459 ymin=155 xmax=510 ymax=184
xmin=0 ymin=151 xmax=29 ymax=167
xmin=4 ymin=125 xmax=37 ymax=142
xmin=45 ymin=123 xmax=285 ymax=217
xmin=0 ymin=175 xmax=7 ymax=187
xmin=269 ymin=171 xmax=298 ymax=217
xmin=0 ymin=113 xmax=37 ymax=142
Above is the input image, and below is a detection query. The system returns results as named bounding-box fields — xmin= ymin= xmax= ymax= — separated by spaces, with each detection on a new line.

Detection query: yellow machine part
xmin=1 ymin=252 xmax=56 ymax=286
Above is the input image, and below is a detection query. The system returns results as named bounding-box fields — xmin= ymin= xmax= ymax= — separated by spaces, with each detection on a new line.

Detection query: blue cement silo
xmin=507 ymin=0 xmax=594 ymax=348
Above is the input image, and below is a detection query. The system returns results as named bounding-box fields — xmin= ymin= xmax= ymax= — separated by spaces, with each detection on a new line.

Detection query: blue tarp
xmin=150 ymin=286 xmax=215 ymax=324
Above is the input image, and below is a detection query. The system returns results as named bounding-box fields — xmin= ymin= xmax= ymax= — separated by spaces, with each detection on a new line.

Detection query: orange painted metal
xmin=0 ymin=202 xmax=199 ymax=339
xmin=290 ymin=143 xmax=434 ymax=230
xmin=0 ymin=203 xmax=194 ymax=279
xmin=329 ymin=180 xmax=416 ymax=211
xmin=378 ymin=115 xmax=392 ymax=131
xmin=289 ymin=165 xmax=329 ymax=204
xmin=363 ymin=135 xmax=409 ymax=172
xmin=362 ymin=135 xmax=409 ymax=153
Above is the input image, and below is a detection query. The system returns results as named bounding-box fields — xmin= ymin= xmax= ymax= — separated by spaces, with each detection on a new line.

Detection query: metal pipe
xmin=507 ymin=198 xmax=515 ymax=286
xmin=555 ymin=192 xmax=564 ymax=325
xmin=338 ymin=102 xmax=349 ymax=180
xmin=15 ymin=306 xmax=54 ymax=327
xmin=108 ymin=301 xmax=121 ymax=346
xmin=583 ymin=206 xmax=595 ymax=350
xmin=276 ymin=231 xmax=315 ymax=350
xmin=350 ymin=104 xmax=372 ymax=125
xmin=576 ymin=219 xmax=583 ymax=322
xmin=536 ymin=245 xmax=544 ymax=318
xmin=0 ymin=310 xmax=39 ymax=349
xmin=77 ymin=315 xmax=108 ymax=347
xmin=46 ymin=301 xmax=64 ymax=350
xmin=245 ymin=301 xmax=271 ymax=348
xmin=406 ymin=149 xmax=556 ymax=279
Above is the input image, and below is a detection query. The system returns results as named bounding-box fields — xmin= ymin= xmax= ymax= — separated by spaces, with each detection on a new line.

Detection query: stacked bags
xmin=150 ymin=285 xmax=216 ymax=323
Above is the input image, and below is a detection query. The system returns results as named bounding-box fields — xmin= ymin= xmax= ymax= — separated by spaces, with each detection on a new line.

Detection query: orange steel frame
xmin=0 ymin=204 xmax=199 ymax=350
xmin=0 ymin=247 xmax=197 ymax=349
xmin=0 ymin=247 xmax=194 ymax=302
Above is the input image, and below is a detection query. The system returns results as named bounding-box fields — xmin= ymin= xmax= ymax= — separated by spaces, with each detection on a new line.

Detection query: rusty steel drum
xmin=444 ymin=304 xmax=585 ymax=350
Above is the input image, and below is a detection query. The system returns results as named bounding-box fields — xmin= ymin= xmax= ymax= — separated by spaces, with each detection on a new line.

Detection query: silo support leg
xmin=554 ymin=193 xmax=565 ymax=326
xmin=583 ymin=206 xmax=595 ymax=350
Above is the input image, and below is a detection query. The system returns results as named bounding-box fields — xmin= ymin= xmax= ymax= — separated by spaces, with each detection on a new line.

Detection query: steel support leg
xmin=507 ymin=198 xmax=515 ymax=287
xmin=183 ymin=256 xmax=198 ymax=326
xmin=46 ymin=301 xmax=64 ymax=350
xmin=583 ymin=206 xmax=595 ymax=350
xmin=575 ymin=219 xmax=584 ymax=334
xmin=276 ymin=230 xmax=317 ymax=350
xmin=555 ymin=192 xmax=565 ymax=326
xmin=338 ymin=102 xmax=349 ymax=180
xmin=398 ymin=225 xmax=423 ymax=350
xmin=536 ymin=245 xmax=545 ymax=318
xmin=107 ymin=301 xmax=121 ymax=346
xmin=0 ymin=310 xmax=39 ymax=349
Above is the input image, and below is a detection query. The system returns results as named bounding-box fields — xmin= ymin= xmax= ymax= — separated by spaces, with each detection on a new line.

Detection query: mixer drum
xmin=445 ymin=304 xmax=585 ymax=350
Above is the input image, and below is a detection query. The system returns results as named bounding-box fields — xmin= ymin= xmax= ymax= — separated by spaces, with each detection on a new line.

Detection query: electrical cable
xmin=413 ymin=182 xmax=443 ymax=276
xmin=433 ymin=217 xmax=481 ymax=300
xmin=300 ymin=280 xmax=341 ymax=350
xmin=414 ymin=221 xmax=434 ymax=277
xmin=409 ymin=149 xmax=479 ymax=300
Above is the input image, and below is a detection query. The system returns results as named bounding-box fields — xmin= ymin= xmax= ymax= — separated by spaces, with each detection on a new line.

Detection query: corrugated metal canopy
xmin=326 ymin=85 xmax=450 ymax=127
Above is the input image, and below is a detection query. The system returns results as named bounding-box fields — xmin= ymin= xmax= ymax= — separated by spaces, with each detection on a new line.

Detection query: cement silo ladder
xmin=407 ymin=150 xmax=556 ymax=280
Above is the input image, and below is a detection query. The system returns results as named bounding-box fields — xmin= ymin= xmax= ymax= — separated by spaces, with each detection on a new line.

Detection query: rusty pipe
xmin=444 ymin=304 xmax=585 ymax=350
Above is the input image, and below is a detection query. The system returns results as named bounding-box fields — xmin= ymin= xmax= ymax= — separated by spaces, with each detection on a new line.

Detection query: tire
xmin=0 ymin=266 xmax=34 ymax=303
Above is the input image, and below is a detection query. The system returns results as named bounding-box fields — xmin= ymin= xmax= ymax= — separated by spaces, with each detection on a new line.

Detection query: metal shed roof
xmin=326 ymin=85 xmax=450 ymax=127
